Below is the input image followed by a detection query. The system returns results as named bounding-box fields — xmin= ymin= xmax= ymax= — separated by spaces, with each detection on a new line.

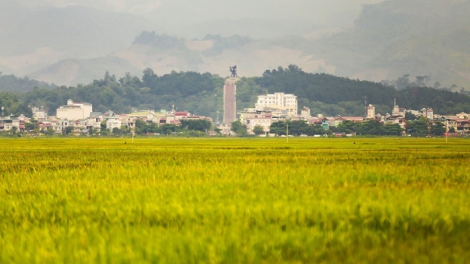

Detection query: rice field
xmin=1 ymin=137 xmax=469 ymax=264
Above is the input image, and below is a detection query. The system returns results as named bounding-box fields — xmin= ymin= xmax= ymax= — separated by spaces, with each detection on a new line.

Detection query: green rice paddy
xmin=1 ymin=138 xmax=469 ymax=263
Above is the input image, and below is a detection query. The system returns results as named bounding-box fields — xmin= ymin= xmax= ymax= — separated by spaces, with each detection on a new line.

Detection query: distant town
xmin=1 ymin=77 xmax=469 ymax=137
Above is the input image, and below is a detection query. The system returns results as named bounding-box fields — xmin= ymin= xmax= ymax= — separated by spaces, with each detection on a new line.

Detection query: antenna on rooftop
xmin=364 ymin=96 xmax=367 ymax=117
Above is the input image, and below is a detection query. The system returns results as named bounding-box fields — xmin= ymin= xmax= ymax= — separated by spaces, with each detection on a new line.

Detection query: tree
xmin=405 ymin=112 xmax=418 ymax=121
xmin=252 ymin=125 xmax=265 ymax=135
xmin=360 ymin=120 xmax=383 ymax=135
xmin=431 ymin=122 xmax=445 ymax=136
xmin=100 ymin=121 xmax=107 ymax=131
xmin=180 ymin=119 xmax=211 ymax=132
xmin=383 ymin=123 xmax=402 ymax=136
xmin=134 ymin=119 xmax=147 ymax=135
xmin=230 ymin=120 xmax=247 ymax=136
xmin=394 ymin=74 xmax=411 ymax=90
xmin=288 ymin=120 xmax=309 ymax=136
xmin=269 ymin=121 xmax=287 ymax=136
xmin=25 ymin=120 xmax=38 ymax=131
xmin=64 ymin=126 xmax=74 ymax=135
xmin=415 ymin=75 xmax=430 ymax=87
xmin=153 ymin=124 xmax=180 ymax=136
xmin=407 ymin=117 xmax=429 ymax=137
xmin=112 ymin=127 xmax=122 ymax=136
xmin=142 ymin=68 xmax=158 ymax=88
xmin=302 ymin=124 xmax=327 ymax=136
xmin=336 ymin=120 xmax=362 ymax=134
xmin=44 ymin=127 xmax=55 ymax=136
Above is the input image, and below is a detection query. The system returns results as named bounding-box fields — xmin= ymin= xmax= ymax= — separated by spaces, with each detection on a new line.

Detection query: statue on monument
xmin=230 ymin=65 xmax=238 ymax=78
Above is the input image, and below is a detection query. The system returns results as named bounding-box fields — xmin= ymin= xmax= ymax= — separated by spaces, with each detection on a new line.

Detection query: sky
xmin=2 ymin=0 xmax=469 ymax=88
xmin=17 ymin=0 xmax=385 ymax=26
xmin=0 ymin=0 xmax=386 ymax=78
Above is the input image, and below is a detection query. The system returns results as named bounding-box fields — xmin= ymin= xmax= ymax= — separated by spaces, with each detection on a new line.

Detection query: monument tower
xmin=223 ymin=65 xmax=239 ymax=125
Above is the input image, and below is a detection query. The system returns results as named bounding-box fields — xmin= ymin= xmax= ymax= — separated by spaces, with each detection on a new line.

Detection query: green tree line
xmin=1 ymin=65 xmax=470 ymax=119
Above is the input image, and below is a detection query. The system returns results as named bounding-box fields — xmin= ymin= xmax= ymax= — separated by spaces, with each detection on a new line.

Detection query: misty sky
xmin=17 ymin=0 xmax=385 ymax=26
xmin=3 ymin=0 xmax=468 ymax=88
xmin=1 ymin=0 xmax=387 ymax=79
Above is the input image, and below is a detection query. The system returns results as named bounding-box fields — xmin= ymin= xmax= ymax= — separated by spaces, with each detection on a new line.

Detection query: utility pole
xmin=446 ymin=119 xmax=448 ymax=143
xmin=364 ymin=96 xmax=367 ymax=117
xmin=286 ymin=120 xmax=289 ymax=143
xmin=132 ymin=127 xmax=135 ymax=143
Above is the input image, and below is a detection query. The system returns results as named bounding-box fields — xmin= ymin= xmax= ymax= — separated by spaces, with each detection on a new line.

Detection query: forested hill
xmin=0 ymin=73 xmax=56 ymax=92
xmin=317 ymin=0 xmax=470 ymax=88
xmin=1 ymin=66 xmax=470 ymax=119
xmin=256 ymin=66 xmax=470 ymax=116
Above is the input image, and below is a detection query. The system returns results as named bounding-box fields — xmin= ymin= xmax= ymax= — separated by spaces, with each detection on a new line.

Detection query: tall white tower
xmin=367 ymin=104 xmax=376 ymax=119
xmin=223 ymin=77 xmax=238 ymax=125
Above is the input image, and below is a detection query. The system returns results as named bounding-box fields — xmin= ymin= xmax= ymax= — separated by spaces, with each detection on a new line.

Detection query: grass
xmin=1 ymin=138 xmax=469 ymax=263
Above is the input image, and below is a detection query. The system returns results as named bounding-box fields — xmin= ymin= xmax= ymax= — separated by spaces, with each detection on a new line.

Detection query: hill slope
xmin=11 ymin=67 xmax=470 ymax=119
xmin=29 ymin=33 xmax=326 ymax=86
xmin=315 ymin=0 xmax=470 ymax=87
xmin=0 ymin=2 xmax=152 ymax=76
xmin=25 ymin=0 xmax=470 ymax=88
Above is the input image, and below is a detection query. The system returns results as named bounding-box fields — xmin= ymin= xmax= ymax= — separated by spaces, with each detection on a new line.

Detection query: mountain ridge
xmin=3 ymin=0 xmax=469 ymax=89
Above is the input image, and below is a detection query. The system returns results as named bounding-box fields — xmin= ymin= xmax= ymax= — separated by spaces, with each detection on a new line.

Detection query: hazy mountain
xmin=16 ymin=0 xmax=381 ymax=38
xmin=314 ymin=0 xmax=470 ymax=88
xmin=29 ymin=33 xmax=324 ymax=85
xmin=0 ymin=0 xmax=381 ymax=79
xmin=3 ymin=0 xmax=470 ymax=89
xmin=0 ymin=1 xmax=152 ymax=75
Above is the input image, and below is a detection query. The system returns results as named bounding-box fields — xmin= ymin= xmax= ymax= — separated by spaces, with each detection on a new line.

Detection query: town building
xmin=106 ymin=116 xmax=122 ymax=131
xmin=240 ymin=109 xmax=273 ymax=135
xmin=443 ymin=113 xmax=470 ymax=135
xmin=366 ymin=104 xmax=376 ymax=119
xmin=424 ymin=108 xmax=434 ymax=120
xmin=0 ymin=115 xmax=26 ymax=132
xmin=392 ymin=99 xmax=406 ymax=117
xmin=32 ymin=106 xmax=47 ymax=120
xmin=255 ymin=92 xmax=298 ymax=116
xmin=300 ymin=106 xmax=311 ymax=120
xmin=127 ymin=110 xmax=155 ymax=122
xmin=56 ymin=99 xmax=92 ymax=120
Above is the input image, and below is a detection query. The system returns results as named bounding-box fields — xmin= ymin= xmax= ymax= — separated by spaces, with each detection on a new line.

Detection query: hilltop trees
xmin=1 ymin=66 xmax=470 ymax=121
xmin=269 ymin=121 xmax=325 ymax=136
xmin=257 ymin=65 xmax=397 ymax=116
xmin=0 ymin=92 xmax=32 ymax=116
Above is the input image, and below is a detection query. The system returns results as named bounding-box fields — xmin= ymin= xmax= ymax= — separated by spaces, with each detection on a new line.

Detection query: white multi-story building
xmin=0 ymin=115 xmax=25 ymax=132
xmin=32 ymin=106 xmax=47 ymax=120
xmin=366 ymin=104 xmax=376 ymax=119
xmin=106 ymin=117 xmax=122 ymax=131
xmin=425 ymin=108 xmax=434 ymax=120
xmin=392 ymin=99 xmax=405 ymax=117
xmin=301 ymin=106 xmax=311 ymax=120
xmin=255 ymin=92 xmax=298 ymax=116
xmin=240 ymin=108 xmax=272 ymax=135
xmin=56 ymin=99 xmax=92 ymax=120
